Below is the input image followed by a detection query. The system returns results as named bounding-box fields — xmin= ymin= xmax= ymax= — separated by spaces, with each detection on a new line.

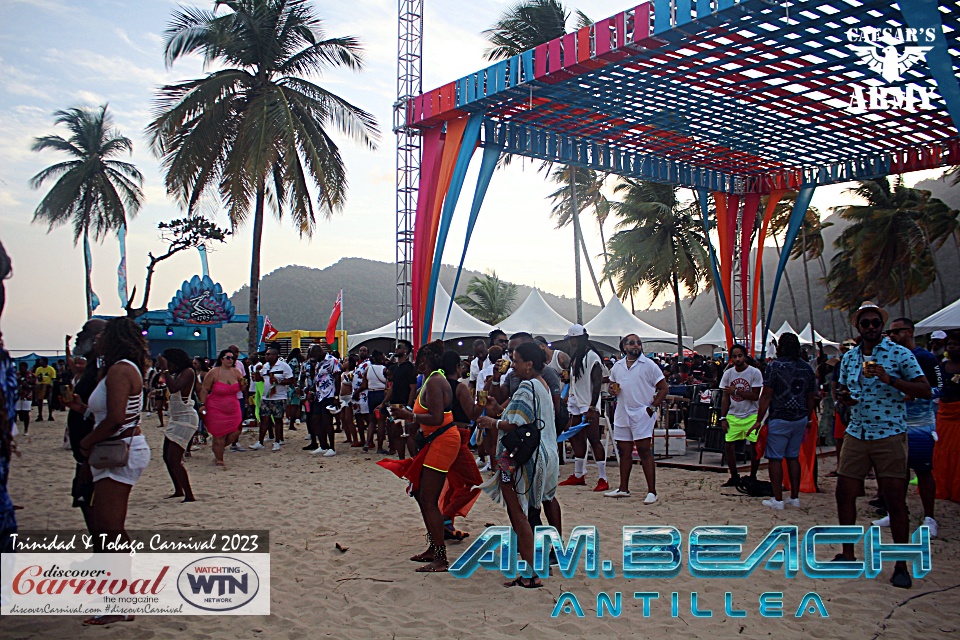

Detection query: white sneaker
xmin=605 ymin=489 xmax=631 ymax=498
xmin=295 ymin=419 xmax=302 ymax=425
xmin=644 ymin=493 xmax=658 ymax=504
xmin=323 ymin=449 xmax=337 ymax=457
xmin=785 ymin=497 xmax=800 ymax=508
xmin=277 ymin=440 xmax=285 ymax=445
xmin=272 ymin=442 xmax=281 ymax=451
xmin=305 ymin=434 xmax=312 ymax=440
xmin=475 ymin=456 xmax=483 ymax=466
xmin=762 ymin=498 xmax=785 ymax=510
xmin=229 ymin=444 xmax=246 ymax=452
xmin=923 ymin=516 xmax=938 ymax=538
xmin=310 ymin=447 xmax=328 ymax=455
xmin=249 ymin=442 xmax=264 ymax=450
xmin=265 ymin=436 xmax=274 ymax=442
xmin=479 ymin=463 xmax=491 ymax=472
xmin=873 ymin=515 xmax=891 ymax=527
xmin=146 ymin=412 xmax=152 ymax=417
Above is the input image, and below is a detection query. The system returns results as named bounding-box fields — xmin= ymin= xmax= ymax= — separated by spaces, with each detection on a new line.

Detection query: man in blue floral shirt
xmin=835 ymin=302 xmax=931 ymax=589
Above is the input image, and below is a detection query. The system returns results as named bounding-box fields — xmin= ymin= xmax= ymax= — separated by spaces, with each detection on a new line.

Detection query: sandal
xmin=410 ymin=550 xmax=434 ymax=563
xmin=415 ymin=561 xmax=449 ymax=573
xmin=443 ymin=522 xmax=469 ymax=541
xmin=503 ymin=576 xmax=543 ymax=588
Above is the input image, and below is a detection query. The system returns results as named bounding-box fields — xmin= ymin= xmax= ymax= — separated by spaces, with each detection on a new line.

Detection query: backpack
xmin=736 ymin=476 xmax=774 ymax=497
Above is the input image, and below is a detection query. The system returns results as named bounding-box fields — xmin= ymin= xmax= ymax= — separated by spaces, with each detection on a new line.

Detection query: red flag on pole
xmin=261 ymin=315 xmax=279 ymax=342
xmin=325 ymin=290 xmax=342 ymax=345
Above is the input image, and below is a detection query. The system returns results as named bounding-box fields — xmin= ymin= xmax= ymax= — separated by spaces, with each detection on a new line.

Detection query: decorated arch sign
xmin=168 ymin=275 xmax=236 ymax=325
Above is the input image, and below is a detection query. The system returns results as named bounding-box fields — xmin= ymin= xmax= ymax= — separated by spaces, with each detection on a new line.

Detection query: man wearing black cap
xmin=834 ymin=302 xmax=931 ymax=589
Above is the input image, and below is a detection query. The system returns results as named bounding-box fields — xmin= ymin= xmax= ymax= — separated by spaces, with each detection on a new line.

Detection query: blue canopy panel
xmin=407 ymin=0 xmax=960 ymax=193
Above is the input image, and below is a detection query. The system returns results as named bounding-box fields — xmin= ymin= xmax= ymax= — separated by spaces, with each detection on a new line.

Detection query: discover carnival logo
xmin=845 ymin=26 xmax=939 ymax=113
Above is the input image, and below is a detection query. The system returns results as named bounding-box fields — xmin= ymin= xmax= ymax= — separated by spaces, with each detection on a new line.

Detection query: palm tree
xmin=484 ymin=0 xmax=591 ymax=321
xmin=148 ymin=0 xmax=379 ymax=353
xmin=826 ymin=177 xmax=938 ymax=316
xmin=455 ymin=271 xmax=518 ymax=324
xmin=788 ymin=207 xmax=824 ymax=342
xmin=547 ymin=166 xmax=615 ymax=303
xmin=30 ymin=105 xmax=143 ymax=318
xmin=603 ymin=179 xmax=710 ymax=358
xmin=763 ymin=192 xmax=805 ymax=327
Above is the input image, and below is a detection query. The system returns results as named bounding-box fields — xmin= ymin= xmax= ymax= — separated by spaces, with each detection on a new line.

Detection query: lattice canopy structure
xmin=401 ymin=0 xmax=960 ymax=353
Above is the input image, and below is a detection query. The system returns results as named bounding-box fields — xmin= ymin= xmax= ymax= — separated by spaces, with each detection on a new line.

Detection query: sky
xmin=0 ymin=0 xmax=946 ymax=352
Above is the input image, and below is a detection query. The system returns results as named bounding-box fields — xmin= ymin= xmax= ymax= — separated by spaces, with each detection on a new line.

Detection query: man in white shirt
xmin=557 ymin=325 xmax=608 ymax=492
xmin=536 ymin=335 xmax=569 ymax=376
xmin=606 ymin=334 xmax=668 ymax=503
xmin=251 ymin=347 xmax=295 ymax=451
xmin=468 ymin=339 xmax=488 ymax=393
xmin=718 ymin=344 xmax=763 ymax=487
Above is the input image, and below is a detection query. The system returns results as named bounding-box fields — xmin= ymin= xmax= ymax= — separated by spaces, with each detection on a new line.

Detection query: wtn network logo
xmin=177 ymin=556 xmax=261 ymax=612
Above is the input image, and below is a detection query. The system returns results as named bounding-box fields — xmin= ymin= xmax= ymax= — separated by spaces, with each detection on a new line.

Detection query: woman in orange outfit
xmin=380 ymin=340 xmax=460 ymax=572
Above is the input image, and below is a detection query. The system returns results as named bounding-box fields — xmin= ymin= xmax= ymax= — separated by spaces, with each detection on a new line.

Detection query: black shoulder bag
xmin=501 ymin=381 xmax=544 ymax=467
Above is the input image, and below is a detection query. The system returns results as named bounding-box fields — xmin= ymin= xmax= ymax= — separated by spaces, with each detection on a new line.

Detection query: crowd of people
xmin=1 ymin=225 xmax=959 ymax=614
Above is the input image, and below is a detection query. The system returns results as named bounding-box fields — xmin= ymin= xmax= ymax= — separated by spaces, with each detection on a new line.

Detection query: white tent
xmin=797 ymin=323 xmax=838 ymax=347
xmin=774 ymin=320 xmax=798 ymax=338
xmin=694 ymin=318 xmax=727 ymax=347
xmin=916 ymin=296 xmax=960 ymax=333
xmin=584 ymin=296 xmax=688 ymax=348
xmin=352 ymin=285 xmax=494 ymax=343
xmin=500 ymin=289 xmax=573 ymax=339
xmin=753 ymin=323 xmax=778 ymax=354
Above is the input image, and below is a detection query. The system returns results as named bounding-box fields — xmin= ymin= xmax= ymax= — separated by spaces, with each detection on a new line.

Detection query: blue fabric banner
xmin=117 ymin=224 xmax=128 ymax=308
xmin=198 ymin=245 xmax=210 ymax=277
xmin=83 ymin=230 xmax=99 ymax=313
xmin=442 ymin=140 xmax=504 ymax=338
xmin=762 ymin=185 xmax=816 ymax=358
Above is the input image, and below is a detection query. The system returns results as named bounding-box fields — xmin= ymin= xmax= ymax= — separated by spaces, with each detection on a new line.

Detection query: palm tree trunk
xmin=672 ymin=268 xmax=684 ymax=361
xmin=597 ymin=220 xmax=617 ymax=297
xmin=248 ymin=182 xmax=266 ymax=355
xmin=576 ymin=216 xmax=605 ymax=307
xmin=802 ymin=225 xmax=817 ymax=345
xmin=570 ymin=167 xmax=583 ymax=323
xmin=897 ymin=263 xmax=907 ymax=317
xmin=713 ymin=286 xmax=722 ymax=319
xmin=629 ymin=290 xmax=636 ymax=314
xmin=919 ymin=229 xmax=947 ymax=308
xmin=773 ymin=234 xmax=801 ymax=327
xmin=83 ymin=228 xmax=93 ymax=320
xmin=818 ymin=255 xmax=838 ymax=340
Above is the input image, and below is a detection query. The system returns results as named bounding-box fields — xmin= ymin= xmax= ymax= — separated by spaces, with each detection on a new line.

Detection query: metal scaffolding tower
xmin=394 ymin=0 xmax=423 ymax=343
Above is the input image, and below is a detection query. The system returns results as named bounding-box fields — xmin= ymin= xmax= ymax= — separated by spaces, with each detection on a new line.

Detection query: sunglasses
xmin=223 ymin=355 xmax=236 ymax=360
xmin=885 ymin=328 xmax=906 ymax=336
xmin=858 ymin=318 xmax=883 ymax=329
xmin=624 ymin=340 xmax=641 ymax=346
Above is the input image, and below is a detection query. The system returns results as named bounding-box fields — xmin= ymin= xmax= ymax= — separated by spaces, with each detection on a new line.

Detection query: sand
xmin=2 ymin=412 xmax=959 ymax=639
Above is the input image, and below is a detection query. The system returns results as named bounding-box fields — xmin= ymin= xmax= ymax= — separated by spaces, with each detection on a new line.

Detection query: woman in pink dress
xmin=199 ymin=349 xmax=244 ymax=467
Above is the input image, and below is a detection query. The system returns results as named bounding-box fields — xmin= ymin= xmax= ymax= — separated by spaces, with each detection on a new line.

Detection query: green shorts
xmin=724 ymin=414 xmax=759 ymax=443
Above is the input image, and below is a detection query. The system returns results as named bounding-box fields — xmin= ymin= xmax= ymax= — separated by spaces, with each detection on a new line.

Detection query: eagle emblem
xmin=849 ymin=32 xmax=931 ymax=83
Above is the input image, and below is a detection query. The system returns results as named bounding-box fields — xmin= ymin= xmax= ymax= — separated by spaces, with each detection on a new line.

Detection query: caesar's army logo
xmin=845 ymin=26 xmax=939 ymax=113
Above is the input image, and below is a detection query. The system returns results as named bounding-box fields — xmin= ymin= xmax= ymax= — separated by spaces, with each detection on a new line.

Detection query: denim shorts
xmin=764 ymin=418 xmax=808 ymax=460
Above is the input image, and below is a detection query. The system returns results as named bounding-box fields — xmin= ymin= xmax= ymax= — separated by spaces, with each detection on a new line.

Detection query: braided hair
xmin=416 ymin=340 xmax=445 ymax=373
xmin=100 ymin=317 xmax=148 ymax=376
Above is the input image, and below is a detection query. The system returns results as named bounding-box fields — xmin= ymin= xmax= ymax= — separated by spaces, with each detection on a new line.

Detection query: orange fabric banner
xmin=416 ymin=116 xmax=468 ymax=332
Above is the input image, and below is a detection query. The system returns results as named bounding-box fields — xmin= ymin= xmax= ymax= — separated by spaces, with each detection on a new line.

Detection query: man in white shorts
xmin=606 ymin=334 xmax=668 ymax=503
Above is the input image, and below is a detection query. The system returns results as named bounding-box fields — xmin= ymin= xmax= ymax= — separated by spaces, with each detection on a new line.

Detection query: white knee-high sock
xmin=574 ymin=457 xmax=586 ymax=477
xmin=596 ymin=460 xmax=607 ymax=480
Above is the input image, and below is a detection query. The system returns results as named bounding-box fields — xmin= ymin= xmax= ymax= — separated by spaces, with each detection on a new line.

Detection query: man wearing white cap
xmin=558 ymin=324 xmax=609 ymax=492
xmin=929 ymin=330 xmax=947 ymax=361
xmin=605 ymin=333 xmax=669 ymax=502
xmin=834 ymin=302 xmax=931 ymax=589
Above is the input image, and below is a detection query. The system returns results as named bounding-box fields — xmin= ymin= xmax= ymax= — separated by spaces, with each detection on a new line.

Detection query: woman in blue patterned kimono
xmin=477 ymin=342 xmax=560 ymax=588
